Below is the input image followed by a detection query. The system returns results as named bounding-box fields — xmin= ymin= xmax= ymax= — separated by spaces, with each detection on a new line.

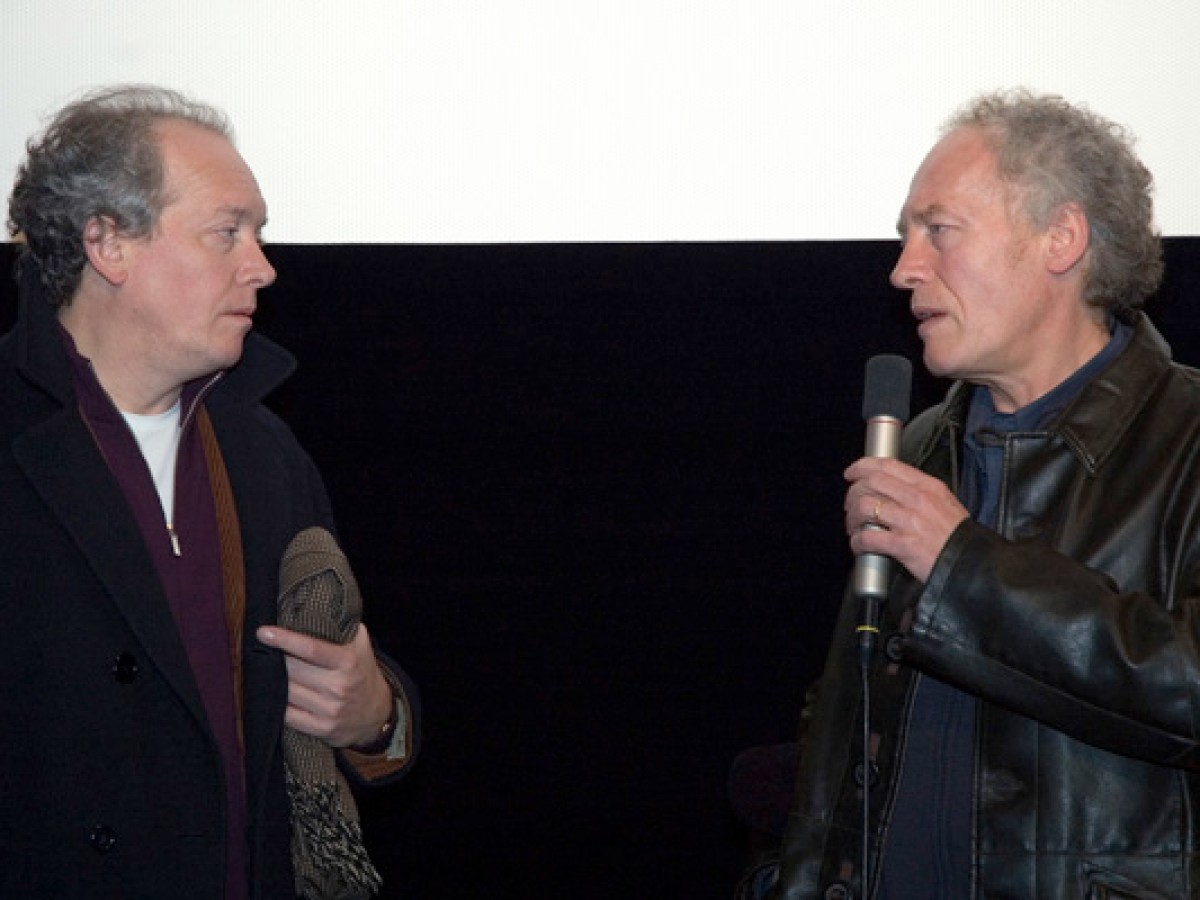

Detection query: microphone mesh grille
xmin=862 ymin=354 xmax=913 ymax=423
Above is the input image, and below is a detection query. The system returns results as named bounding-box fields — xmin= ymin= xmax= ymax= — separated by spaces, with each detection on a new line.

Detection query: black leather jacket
xmin=776 ymin=315 xmax=1200 ymax=900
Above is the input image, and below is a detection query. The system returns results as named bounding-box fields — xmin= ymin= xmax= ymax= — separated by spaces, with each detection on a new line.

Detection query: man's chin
xmin=921 ymin=346 xmax=956 ymax=380
xmin=203 ymin=340 xmax=248 ymax=376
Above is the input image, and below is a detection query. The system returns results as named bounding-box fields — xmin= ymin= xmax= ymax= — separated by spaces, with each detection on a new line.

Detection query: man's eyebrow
xmin=896 ymin=204 xmax=948 ymax=237
xmin=215 ymin=205 xmax=269 ymax=231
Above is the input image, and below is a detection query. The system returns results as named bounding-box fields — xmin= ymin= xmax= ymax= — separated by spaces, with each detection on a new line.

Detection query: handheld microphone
xmin=853 ymin=354 xmax=912 ymax=664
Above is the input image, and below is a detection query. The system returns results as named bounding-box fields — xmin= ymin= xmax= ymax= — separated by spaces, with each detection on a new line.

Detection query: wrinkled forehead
xmin=896 ymin=128 xmax=1017 ymax=229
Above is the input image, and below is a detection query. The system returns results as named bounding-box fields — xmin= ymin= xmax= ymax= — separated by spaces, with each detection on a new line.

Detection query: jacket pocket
xmin=1081 ymin=862 xmax=1173 ymax=900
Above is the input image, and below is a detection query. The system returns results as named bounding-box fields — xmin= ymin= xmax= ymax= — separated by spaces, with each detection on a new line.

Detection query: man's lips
xmin=222 ymin=309 xmax=256 ymax=329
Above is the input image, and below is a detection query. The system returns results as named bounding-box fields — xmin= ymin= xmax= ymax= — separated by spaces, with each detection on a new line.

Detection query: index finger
xmin=844 ymin=456 xmax=932 ymax=484
xmin=256 ymin=625 xmax=351 ymax=669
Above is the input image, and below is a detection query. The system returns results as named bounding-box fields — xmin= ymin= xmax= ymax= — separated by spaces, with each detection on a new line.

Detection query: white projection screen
xmin=2 ymin=1 xmax=1198 ymax=243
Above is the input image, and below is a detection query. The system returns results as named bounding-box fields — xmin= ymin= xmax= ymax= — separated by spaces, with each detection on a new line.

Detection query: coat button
xmin=112 ymin=652 xmax=139 ymax=684
xmin=823 ymin=882 xmax=851 ymax=900
xmin=884 ymin=634 xmax=905 ymax=663
xmin=89 ymin=824 xmax=118 ymax=853
xmin=853 ymin=760 xmax=880 ymax=790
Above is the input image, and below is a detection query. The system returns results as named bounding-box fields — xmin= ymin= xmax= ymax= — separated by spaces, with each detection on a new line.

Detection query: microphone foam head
xmin=862 ymin=354 xmax=913 ymax=423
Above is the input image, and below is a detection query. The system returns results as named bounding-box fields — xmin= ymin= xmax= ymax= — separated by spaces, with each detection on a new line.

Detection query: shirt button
xmin=89 ymin=824 xmax=118 ymax=854
xmin=884 ymin=634 xmax=905 ymax=663
xmin=112 ymin=652 xmax=139 ymax=684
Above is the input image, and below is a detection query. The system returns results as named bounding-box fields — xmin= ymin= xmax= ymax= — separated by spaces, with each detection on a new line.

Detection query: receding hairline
xmin=148 ymin=118 xmax=269 ymax=231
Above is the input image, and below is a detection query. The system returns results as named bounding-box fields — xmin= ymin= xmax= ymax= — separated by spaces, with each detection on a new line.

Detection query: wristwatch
xmin=351 ymin=702 xmax=398 ymax=755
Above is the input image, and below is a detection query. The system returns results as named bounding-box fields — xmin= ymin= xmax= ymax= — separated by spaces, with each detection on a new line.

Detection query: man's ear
xmin=82 ymin=216 xmax=130 ymax=286
xmin=1045 ymin=201 xmax=1090 ymax=276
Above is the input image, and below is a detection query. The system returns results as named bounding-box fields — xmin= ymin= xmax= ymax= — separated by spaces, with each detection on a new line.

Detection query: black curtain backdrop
xmin=3 ymin=239 xmax=1200 ymax=898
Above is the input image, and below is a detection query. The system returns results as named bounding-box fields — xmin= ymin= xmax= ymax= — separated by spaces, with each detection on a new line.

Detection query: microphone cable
xmin=858 ymin=614 xmax=879 ymax=898
xmin=851 ymin=354 xmax=911 ymax=897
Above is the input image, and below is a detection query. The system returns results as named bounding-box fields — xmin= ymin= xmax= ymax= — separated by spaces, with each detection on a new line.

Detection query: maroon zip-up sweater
xmin=63 ymin=328 xmax=250 ymax=900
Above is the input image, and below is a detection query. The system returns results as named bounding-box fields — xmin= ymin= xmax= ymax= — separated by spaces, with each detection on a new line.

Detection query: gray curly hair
xmin=7 ymin=84 xmax=232 ymax=308
xmin=946 ymin=88 xmax=1162 ymax=315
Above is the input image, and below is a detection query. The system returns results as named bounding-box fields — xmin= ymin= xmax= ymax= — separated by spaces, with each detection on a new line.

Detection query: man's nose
xmin=890 ymin=240 xmax=927 ymax=290
xmin=243 ymin=243 xmax=277 ymax=288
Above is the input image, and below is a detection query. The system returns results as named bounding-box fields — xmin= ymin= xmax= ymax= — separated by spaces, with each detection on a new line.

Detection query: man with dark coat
xmin=0 ymin=85 xmax=418 ymax=898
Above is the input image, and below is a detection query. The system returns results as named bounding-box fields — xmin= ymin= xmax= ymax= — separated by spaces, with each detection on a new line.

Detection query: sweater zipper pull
xmin=167 ymin=523 xmax=182 ymax=557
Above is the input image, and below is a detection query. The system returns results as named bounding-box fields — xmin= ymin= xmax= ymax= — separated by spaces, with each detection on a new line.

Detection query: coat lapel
xmin=13 ymin=408 xmax=211 ymax=732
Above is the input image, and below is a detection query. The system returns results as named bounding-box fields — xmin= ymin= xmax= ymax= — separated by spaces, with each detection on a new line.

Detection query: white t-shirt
xmin=122 ymin=399 xmax=182 ymax=522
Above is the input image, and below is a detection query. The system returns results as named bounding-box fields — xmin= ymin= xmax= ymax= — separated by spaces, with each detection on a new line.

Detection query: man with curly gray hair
xmin=0 ymin=85 xmax=419 ymax=899
xmin=772 ymin=90 xmax=1200 ymax=899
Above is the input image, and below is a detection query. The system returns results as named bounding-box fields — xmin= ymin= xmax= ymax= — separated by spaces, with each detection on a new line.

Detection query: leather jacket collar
xmin=910 ymin=313 xmax=1174 ymax=477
